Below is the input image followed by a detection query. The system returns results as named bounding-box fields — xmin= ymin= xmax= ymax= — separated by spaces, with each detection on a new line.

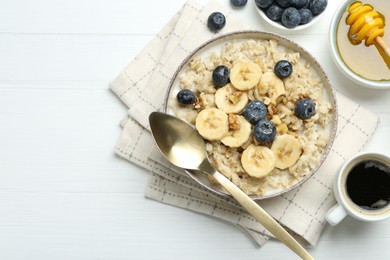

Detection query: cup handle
xmin=326 ymin=204 xmax=348 ymax=226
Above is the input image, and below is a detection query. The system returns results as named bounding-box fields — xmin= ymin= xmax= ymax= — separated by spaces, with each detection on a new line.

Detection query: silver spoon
xmin=149 ymin=111 xmax=314 ymax=260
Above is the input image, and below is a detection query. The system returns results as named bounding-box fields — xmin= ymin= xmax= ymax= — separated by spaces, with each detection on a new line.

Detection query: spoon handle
xmin=211 ymin=171 xmax=314 ymax=260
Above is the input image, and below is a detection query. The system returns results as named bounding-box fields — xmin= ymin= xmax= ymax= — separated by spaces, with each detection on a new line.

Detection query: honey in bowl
xmin=336 ymin=0 xmax=390 ymax=81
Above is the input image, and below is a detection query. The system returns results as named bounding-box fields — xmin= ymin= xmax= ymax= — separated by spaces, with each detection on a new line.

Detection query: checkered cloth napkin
xmin=110 ymin=0 xmax=379 ymax=247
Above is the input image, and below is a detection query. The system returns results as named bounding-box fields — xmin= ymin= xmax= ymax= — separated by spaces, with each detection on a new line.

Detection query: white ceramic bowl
xmin=164 ymin=30 xmax=338 ymax=200
xmin=329 ymin=0 xmax=390 ymax=89
xmin=254 ymin=0 xmax=326 ymax=31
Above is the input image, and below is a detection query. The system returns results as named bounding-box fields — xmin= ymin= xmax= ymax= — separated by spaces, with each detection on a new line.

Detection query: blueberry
xmin=177 ymin=89 xmax=196 ymax=105
xmin=309 ymin=0 xmax=327 ymax=15
xmin=254 ymin=119 xmax=276 ymax=143
xmin=255 ymin=0 xmax=274 ymax=9
xmin=230 ymin=0 xmax=248 ymax=7
xmin=207 ymin=12 xmax=226 ymax=32
xmin=274 ymin=60 xmax=293 ymax=79
xmin=276 ymin=0 xmax=292 ymax=8
xmin=212 ymin=65 xmax=230 ymax=87
xmin=243 ymin=100 xmax=267 ymax=124
xmin=298 ymin=8 xmax=313 ymax=24
xmin=281 ymin=7 xmax=301 ymax=28
xmin=292 ymin=0 xmax=309 ymax=8
xmin=266 ymin=4 xmax=284 ymax=21
xmin=295 ymin=98 xmax=316 ymax=119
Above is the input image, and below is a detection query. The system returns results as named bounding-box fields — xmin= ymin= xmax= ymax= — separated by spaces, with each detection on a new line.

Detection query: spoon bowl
xmin=149 ymin=111 xmax=208 ymax=171
xmin=149 ymin=111 xmax=314 ymax=260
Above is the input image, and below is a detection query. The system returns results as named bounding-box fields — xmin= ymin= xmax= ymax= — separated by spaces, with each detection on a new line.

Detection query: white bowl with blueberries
xmin=254 ymin=0 xmax=327 ymax=30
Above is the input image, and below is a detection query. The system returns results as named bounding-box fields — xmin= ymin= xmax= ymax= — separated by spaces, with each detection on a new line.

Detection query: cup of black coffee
xmin=326 ymin=153 xmax=390 ymax=226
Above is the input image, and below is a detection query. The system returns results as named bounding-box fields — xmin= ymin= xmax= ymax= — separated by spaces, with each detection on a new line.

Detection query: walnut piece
xmin=228 ymin=114 xmax=241 ymax=131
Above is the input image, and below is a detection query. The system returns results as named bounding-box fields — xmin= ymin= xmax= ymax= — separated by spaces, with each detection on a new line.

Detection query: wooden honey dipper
xmin=346 ymin=1 xmax=390 ymax=58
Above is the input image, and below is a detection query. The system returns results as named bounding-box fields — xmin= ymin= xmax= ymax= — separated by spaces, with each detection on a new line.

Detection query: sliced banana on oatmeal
xmin=195 ymin=108 xmax=229 ymax=141
xmin=215 ymin=84 xmax=249 ymax=114
xmin=255 ymin=71 xmax=285 ymax=104
xmin=230 ymin=62 xmax=262 ymax=91
xmin=221 ymin=115 xmax=252 ymax=148
xmin=271 ymin=134 xmax=302 ymax=169
xmin=241 ymin=144 xmax=275 ymax=178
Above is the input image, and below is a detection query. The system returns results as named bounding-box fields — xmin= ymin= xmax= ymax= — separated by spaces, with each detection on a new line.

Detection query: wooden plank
xmin=0 ymin=34 xmax=153 ymax=83
xmin=0 ymin=0 xmax=187 ymax=34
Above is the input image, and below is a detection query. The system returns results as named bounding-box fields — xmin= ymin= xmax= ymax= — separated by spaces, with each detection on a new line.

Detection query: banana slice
xmin=271 ymin=134 xmax=302 ymax=169
xmin=215 ymin=84 xmax=249 ymax=114
xmin=230 ymin=62 xmax=262 ymax=91
xmin=195 ymin=108 xmax=229 ymax=141
xmin=255 ymin=71 xmax=285 ymax=104
xmin=221 ymin=115 xmax=252 ymax=148
xmin=241 ymin=144 xmax=275 ymax=178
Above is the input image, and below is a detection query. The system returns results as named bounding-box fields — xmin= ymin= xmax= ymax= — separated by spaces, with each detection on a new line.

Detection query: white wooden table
xmin=1 ymin=0 xmax=390 ymax=259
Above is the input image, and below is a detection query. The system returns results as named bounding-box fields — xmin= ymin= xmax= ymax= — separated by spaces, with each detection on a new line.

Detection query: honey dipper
xmin=346 ymin=1 xmax=390 ymax=57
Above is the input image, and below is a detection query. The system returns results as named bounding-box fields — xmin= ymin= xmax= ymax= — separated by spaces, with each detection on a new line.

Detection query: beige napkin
xmin=110 ymin=0 xmax=379 ymax=247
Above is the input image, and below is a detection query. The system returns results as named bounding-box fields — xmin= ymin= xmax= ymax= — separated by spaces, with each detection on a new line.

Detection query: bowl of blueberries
xmin=254 ymin=0 xmax=327 ymax=30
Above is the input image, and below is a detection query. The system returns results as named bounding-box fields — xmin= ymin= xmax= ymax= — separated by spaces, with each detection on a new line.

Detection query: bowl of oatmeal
xmin=165 ymin=30 xmax=337 ymax=200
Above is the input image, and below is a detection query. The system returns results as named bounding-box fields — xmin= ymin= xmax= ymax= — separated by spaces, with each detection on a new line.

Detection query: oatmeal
xmin=169 ymin=38 xmax=334 ymax=197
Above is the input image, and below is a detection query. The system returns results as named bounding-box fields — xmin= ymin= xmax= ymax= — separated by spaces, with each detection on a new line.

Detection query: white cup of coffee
xmin=326 ymin=152 xmax=390 ymax=226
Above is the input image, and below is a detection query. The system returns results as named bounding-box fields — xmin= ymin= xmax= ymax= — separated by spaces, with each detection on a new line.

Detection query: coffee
xmin=346 ymin=160 xmax=390 ymax=210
